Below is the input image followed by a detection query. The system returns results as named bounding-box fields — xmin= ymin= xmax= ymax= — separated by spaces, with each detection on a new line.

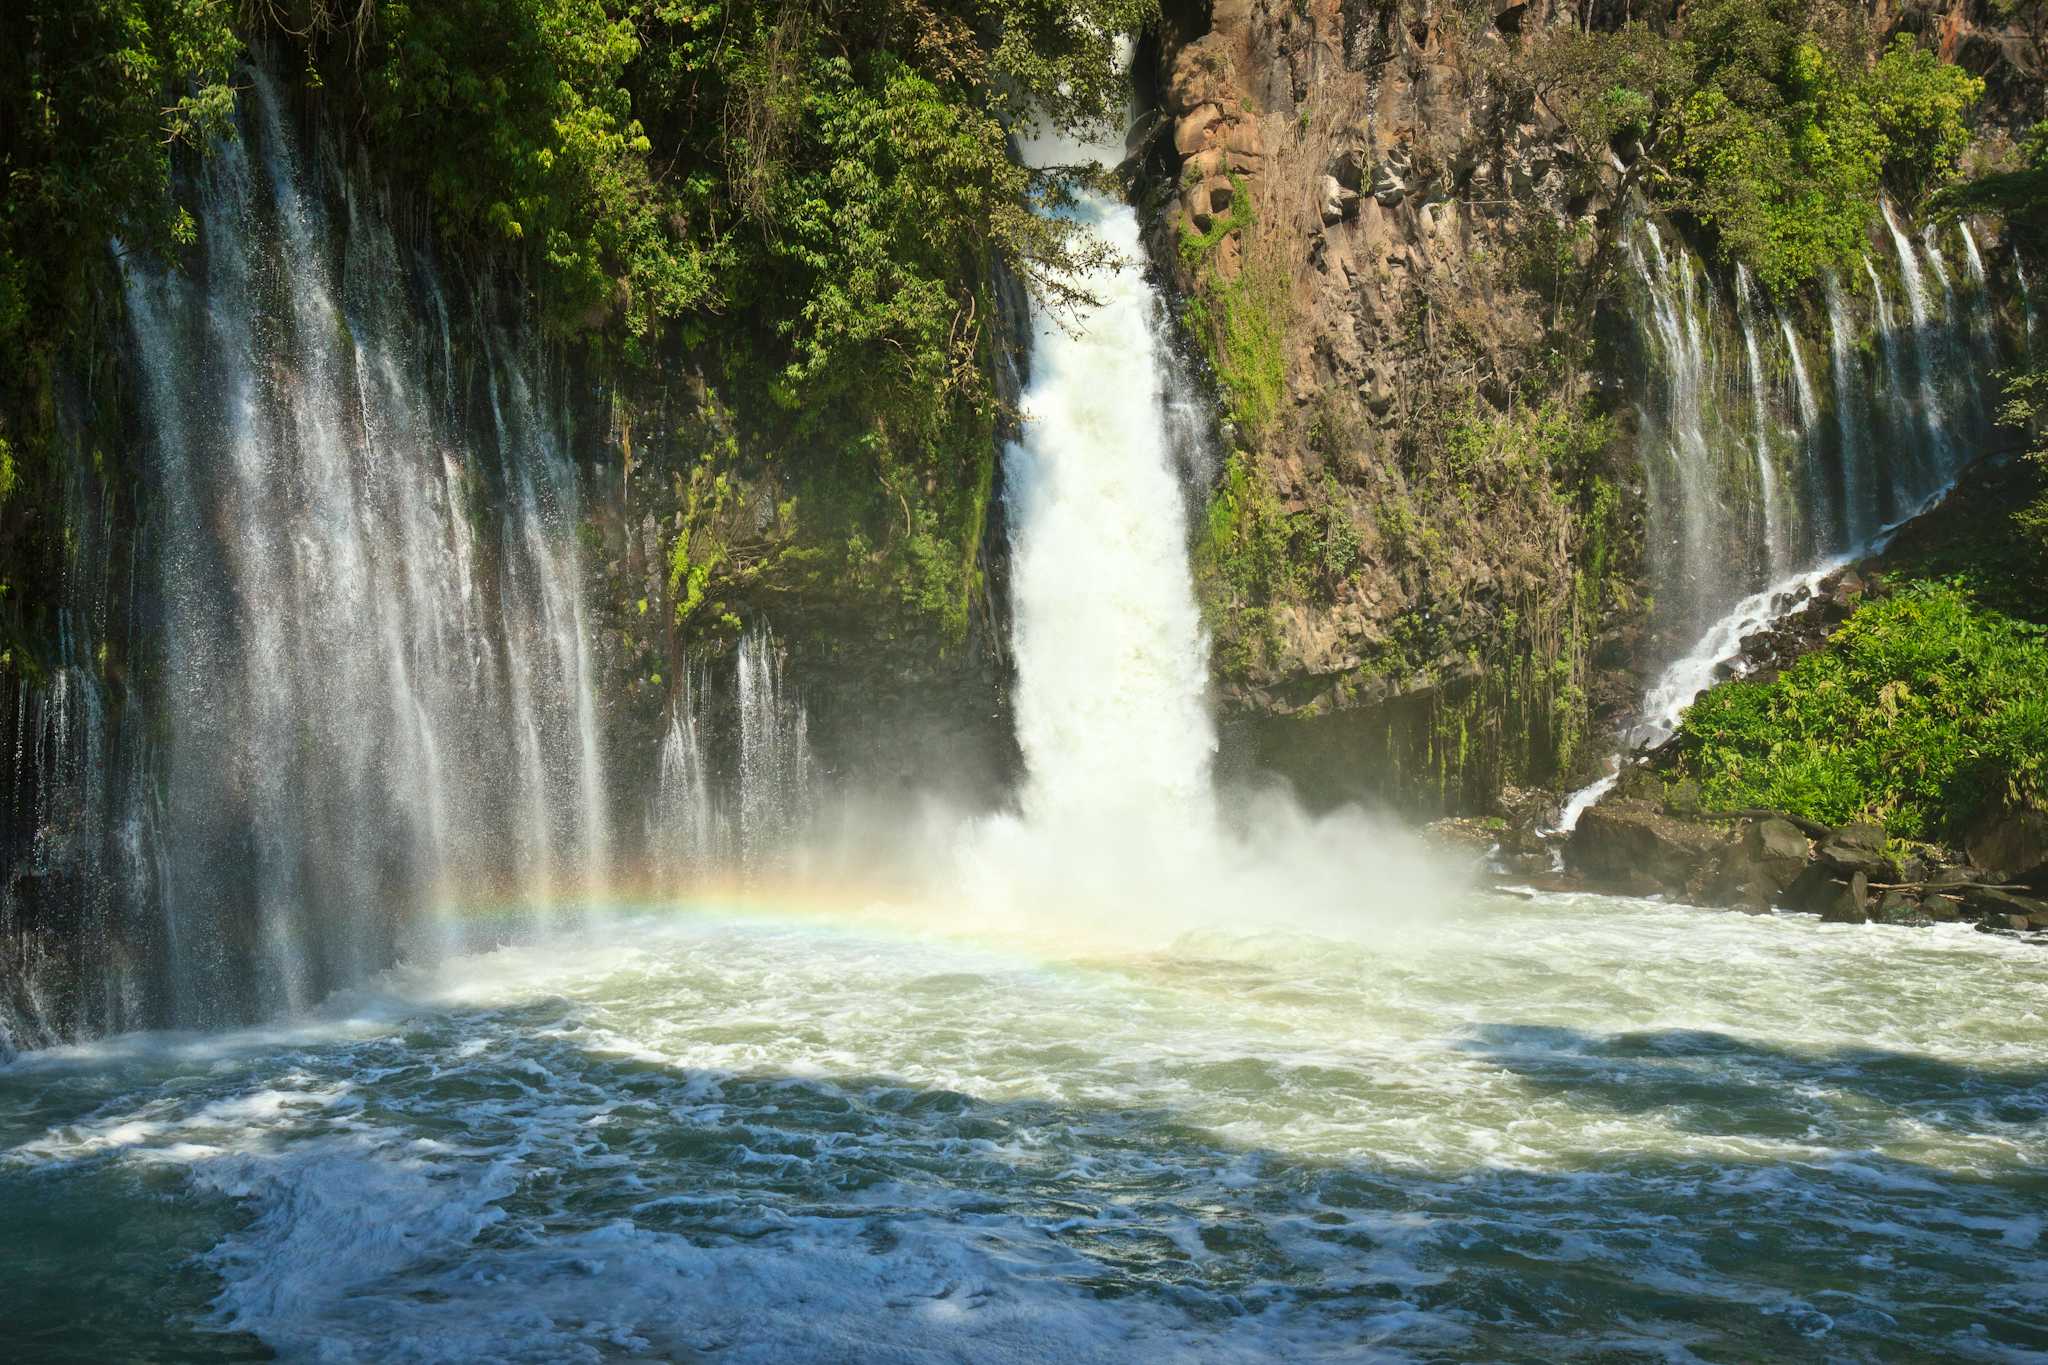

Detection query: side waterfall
xmin=1577 ymin=209 xmax=2012 ymax=813
xmin=8 ymin=70 xmax=618 ymax=1037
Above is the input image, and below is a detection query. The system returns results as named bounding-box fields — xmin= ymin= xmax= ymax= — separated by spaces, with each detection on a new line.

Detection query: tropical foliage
xmin=1674 ymin=583 xmax=2048 ymax=840
xmin=1524 ymin=2 xmax=1982 ymax=293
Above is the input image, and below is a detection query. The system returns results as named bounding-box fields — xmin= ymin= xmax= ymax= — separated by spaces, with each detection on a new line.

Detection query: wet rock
xmin=1960 ymin=885 xmax=2048 ymax=924
xmin=1702 ymin=819 xmax=1808 ymax=912
xmin=1919 ymin=894 xmax=1963 ymax=922
xmin=1965 ymin=800 xmax=2048 ymax=886
xmin=1318 ymin=175 xmax=1360 ymax=224
xmin=1328 ymin=147 xmax=1368 ymax=193
xmin=1820 ymin=870 xmax=1871 ymax=924
xmin=1369 ymin=161 xmax=1406 ymax=206
xmin=1816 ymin=823 xmax=1899 ymax=882
xmin=1782 ymin=862 xmax=1843 ymax=915
xmin=1873 ymin=890 xmax=1924 ymax=925
xmin=1566 ymin=799 xmax=1730 ymax=898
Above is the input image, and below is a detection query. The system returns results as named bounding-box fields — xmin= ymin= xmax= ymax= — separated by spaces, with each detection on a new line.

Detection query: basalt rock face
xmin=1141 ymin=0 xmax=1647 ymax=816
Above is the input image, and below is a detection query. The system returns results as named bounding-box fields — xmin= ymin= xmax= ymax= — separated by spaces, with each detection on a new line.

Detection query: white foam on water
xmin=6 ymin=902 xmax=2043 ymax=1361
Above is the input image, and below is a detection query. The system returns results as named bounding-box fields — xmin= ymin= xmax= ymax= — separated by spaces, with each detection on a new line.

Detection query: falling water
xmin=1825 ymin=276 xmax=1874 ymax=547
xmin=1776 ymin=303 xmax=1826 ymax=551
xmin=1862 ymin=256 xmax=1915 ymax=520
xmin=647 ymin=672 xmax=721 ymax=883
xmin=733 ymin=623 xmax=817 ymax=868
xmin=1564 ymin=208 xmax=2011 ymax=827
xmin=999 ymin=122 xmax=1215 ymax=838
xmin=92 ymin=67 xmax=616 ymax=1028
xmin=1734 ymin=266 xmax=1786 ymax=576
xmin=1628 ymin=225 xmax=1730 ymax=637
xmin=1881 ymin=199 xmax=1955 ymax=481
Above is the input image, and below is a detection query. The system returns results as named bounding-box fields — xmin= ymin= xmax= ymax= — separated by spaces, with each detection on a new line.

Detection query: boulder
xmin=1175 ymin=104 xmax=1225 ymax=155
xmin=1318 ymin=175 xmax=1360 ymax=225
xmin=1819 ymin=869 xmax=1871 ymax=924
xmin=1816 ymin=823 xmax=1899 ymax=882
xmin=1782 ymin=862 xmax=1842 ymax=915
xmin=1960 ymin=885 xmax=2048 ymax=924
xmin=1566 ymin=799 xmax=1730 ymax=898
xmin=1168 ymin=37 xmax=1236 ymax=113
xmin=1873 ymin=890 xmax=1924 ymax=925
xmin=1328 ymin=147 xmax=1368 ymax=192
xmin=1966 ymin=801 xmax=2048 ymax=886
xmin=1369 ymin=161 xmax=1406 ymax=206
xmin=1919 ymin=894 xmax=1963 ymax=923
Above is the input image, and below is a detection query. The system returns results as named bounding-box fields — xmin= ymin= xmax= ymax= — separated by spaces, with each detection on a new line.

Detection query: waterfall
xmin=1823 ymin=276 xmax=1872 ymax=547
xmin=1862 ymin=256 xmax=1917 ymax=522
xmin=1776 ymin=303 xmax=1826 ymax=551
xmin=648 ymin=671 xmax=721 ymax=883
xmin=93 ymin=66 xmax=616 ymax=1027
xmin=1954 ymin=222 xmax=1998 ymax=354
xmin=1880 ymin=199 xmax=1955 ymax=483
xmin=999 ymin=123 xmax=1215 ymax=838
xmin=1564 ymin=206 xmax=2013 ymax=829
xmin=733 ymin=623 xmax=816 ymax=868
xmin=2018 ymin=255 xmax=2039 ymax=353
xmin=1734 ymin=266 xmax=1786 ymax=577
xmin=1629 ymin=224 xmax=1731 ymax=637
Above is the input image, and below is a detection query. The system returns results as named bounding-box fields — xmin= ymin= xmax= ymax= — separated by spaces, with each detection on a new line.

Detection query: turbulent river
xmin=4 ymin=896 xmax=2046 ymax=1361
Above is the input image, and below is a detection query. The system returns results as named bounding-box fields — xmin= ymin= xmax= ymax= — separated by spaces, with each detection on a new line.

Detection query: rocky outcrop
xmin=1568 ymin=800 xmax=1733 ymax=900
xmin=1562 ymin=798 xmax=2048 ymax=936
xmin=1966 ymin=801 xmax=2048 ymax=884
xmin=1143 ymin=0 xmax=1647 ymax=815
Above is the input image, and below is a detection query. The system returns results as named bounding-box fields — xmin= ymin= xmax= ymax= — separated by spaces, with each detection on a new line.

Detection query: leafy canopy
xmin=1525 ymin=2 xmax=1982 ymax=293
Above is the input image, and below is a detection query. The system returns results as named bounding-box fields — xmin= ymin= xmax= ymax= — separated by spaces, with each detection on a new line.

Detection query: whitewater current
xmin=4 ymin=899 xmax=2044 ymax=1362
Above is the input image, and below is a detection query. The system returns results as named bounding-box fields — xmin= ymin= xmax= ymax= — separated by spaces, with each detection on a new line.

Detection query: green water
xmin=2 ymin=892 xmax=2044 ymax=1362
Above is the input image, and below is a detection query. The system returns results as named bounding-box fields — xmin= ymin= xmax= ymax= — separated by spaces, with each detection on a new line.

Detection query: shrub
xmin=1674 ymin=581 xmax=2048 ymax=839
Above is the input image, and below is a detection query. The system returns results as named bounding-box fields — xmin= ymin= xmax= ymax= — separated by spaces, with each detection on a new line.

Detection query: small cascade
xmin=1734 ymin=266 xmax=1787 ymax=577
xmin=1824 ymin=276 xmax=1874 ymax=546
xmin=734 ymin=623 xmax=817 ymax=869
xmin=1955 ymin=222 xmax=1998 ymax=354
xmin=647 ymin=671 xmax=723 ymax=883
xmin=641 ymin=624 xmax=819 ymax=887
xmin=1880 ymin=199 xmax=1956 ymax=482
xmin=1629 ymin=224 xmax=1734 ymax=638
xmin=2018 ymin=254 xmax=2039 ymax=353
xmin=1776 ymin=304 xmax=1826 ymax=551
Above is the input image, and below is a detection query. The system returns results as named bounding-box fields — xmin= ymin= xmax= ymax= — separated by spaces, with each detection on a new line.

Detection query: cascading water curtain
xmin=108 ymin=65 xmax=616 ymax=1028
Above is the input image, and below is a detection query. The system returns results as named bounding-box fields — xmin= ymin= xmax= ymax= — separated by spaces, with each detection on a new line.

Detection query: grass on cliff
xmin=1672 ymin=581 xmax=2048 ymax=841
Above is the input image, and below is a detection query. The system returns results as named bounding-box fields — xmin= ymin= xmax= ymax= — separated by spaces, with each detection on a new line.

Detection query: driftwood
xmin=1692 ymin=808 xmax=1835 ymax=839
xmin=1866 ymin=881 xmax=2029 ymax=895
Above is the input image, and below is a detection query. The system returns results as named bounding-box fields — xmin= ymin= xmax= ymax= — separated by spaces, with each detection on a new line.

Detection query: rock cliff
xmin=1141 ymin=0 xmax=1645 ymax=813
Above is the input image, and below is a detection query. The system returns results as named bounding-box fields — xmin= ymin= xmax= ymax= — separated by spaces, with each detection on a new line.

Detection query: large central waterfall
xmin=1002 ymin=126 xmax=1215 ymax=837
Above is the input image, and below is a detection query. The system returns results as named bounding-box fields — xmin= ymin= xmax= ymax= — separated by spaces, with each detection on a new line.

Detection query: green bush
xmin=1674 ymin=582 xmax=2048 ymax=839
xmin=1523 ymin=4 xmax=1982 ymax=294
